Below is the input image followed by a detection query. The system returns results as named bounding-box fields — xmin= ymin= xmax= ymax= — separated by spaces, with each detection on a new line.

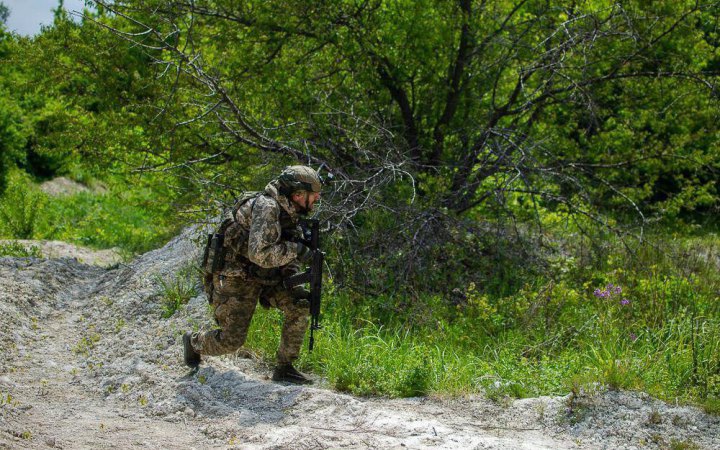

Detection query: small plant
xmin=669 ymin=439 xmax=700 ymax=450
xmin=138 ymin=395 xmax=148 ymax=406
xmin=585 ymin=283 xmax=641 ymax=389
xmin=155 ymin=267 xmax=197 ymax=318
xmin=671 ymin=415 xmax=686 ymax=426
xmin=592 ymin=283 xmax=633 ymax=332
xmin=564 ymin=375 xmax=599 ymax=425
xmin=396 ymin=359 xmax=431 ymax=397
xmin=485 ymin=379 xmax=527 ymax=404
xmin=73 ymin=333 xmax=101 ymax=357
xmin=0 ymin=241 xmax=42 ymax=258
xmin=647 ymin=408 xmax=662 ymax=425
xmin=0 ymin=392 xmax=20 ymax=408
xmin=649 ymin=433 xmax=665 ymax=445
xmin=535 ymin=401 xmax=548 ymax=421
xmin=38 ymin=379 xmax=49 ymax=396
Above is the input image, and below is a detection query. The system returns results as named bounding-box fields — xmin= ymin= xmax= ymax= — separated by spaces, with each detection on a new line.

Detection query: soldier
xmin=183 ymin=165 xmax=322 ymax=384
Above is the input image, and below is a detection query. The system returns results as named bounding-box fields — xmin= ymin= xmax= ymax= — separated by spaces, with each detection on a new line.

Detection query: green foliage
xmin=44 ymin=179 xmax=179 ymax=254
xmin=702 ymin=398 xmax=720 ymax=415
xmin=669 ymin=439 xmax=701 ymax=450
xmin=315 ymin=323 xmax=432 ymax=397
xmin=0 ymin=392 xmax=19 ymax=408
xmin=239 ymin=228 xmax=720 ymax=406
xmin=0 ymin=3 xmax=9 ymax=25
xmin=0 ymin=170 xmax=181 ymax=255
xmin=0 ymin=241 xmax=41 ymax=258
xmin=0 ymin=93 xmax=30 ymax=193
xmin=73 ymin=332 xmax=100 ymax=357
xmin=244 ymin=307 xmax=283 ymax=359
xmin=0 ymin=171 xmax=46 ymax=239
xmin=156 ymin=266 xmax=199 ymax=318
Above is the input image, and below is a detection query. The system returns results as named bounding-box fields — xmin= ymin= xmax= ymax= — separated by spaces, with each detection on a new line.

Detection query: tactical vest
xmin=201 ymin=192 xmax=300 ymax=282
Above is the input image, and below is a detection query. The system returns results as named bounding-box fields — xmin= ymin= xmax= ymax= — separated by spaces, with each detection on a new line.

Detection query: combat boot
xmin=183 ymin=331 xmax=201 ymax=368
xmin=272 ymin=363 xmax=312 ymax=385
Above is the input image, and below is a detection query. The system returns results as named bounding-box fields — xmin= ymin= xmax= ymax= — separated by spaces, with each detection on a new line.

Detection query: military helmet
xmin=277 ymin=165 xmax=323 ymax=194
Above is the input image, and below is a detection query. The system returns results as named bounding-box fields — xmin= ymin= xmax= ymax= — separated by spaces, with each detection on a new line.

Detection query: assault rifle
xmin=283 ymin=219 xmax=324 ymax=351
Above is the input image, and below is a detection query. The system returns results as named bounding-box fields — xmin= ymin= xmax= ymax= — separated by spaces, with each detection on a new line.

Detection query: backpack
xmin=200 ymin=191 xmax=262 ymax=296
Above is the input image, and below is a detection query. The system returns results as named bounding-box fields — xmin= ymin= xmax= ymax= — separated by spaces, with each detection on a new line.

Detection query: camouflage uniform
xmin=191 ymin=180 xmax=309 ymax=364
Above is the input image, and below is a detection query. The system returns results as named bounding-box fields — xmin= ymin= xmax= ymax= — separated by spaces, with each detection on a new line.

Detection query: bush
xmin=0 ymin=171 xmax=46 ymax=239
xmin=156 ymin=266 xmax=198 ymax=318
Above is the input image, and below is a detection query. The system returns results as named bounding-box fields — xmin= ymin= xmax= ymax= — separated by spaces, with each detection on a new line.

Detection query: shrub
xmin=0 ymin=171 xmax=46 ymax=239
xmin=156 ymin=266 xmax=198 ymax=318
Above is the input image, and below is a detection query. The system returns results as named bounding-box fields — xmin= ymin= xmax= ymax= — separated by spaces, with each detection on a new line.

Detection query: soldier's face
xmin=307 ymin=192 xmax=321 ymax=209
xmin=292 ymin=191 xmax=321 ymax=211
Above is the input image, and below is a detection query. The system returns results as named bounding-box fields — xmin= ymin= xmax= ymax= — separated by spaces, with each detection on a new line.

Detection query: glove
xmin=291 ymin=287 xmax=311 ymax=308
xmin=296 ymin=242 xmax=313 ymax=263
xmin=291 ymin=286 xmax=311 ymax=299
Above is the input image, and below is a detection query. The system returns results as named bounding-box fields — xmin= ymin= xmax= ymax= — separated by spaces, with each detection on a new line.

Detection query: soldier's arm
xmin=247 ymin=196 xmax=301 ymax=268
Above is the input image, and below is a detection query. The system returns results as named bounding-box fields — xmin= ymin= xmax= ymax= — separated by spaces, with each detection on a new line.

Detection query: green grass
xmin=0 ymin=169 xmax=181 ymax=256
xmin=156 ymin=265 xmax=199 ymax=318
xmin=237 ymin=230 xmax=720 ymax=409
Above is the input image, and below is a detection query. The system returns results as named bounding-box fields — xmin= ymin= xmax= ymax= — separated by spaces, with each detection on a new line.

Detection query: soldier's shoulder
xmin=254 ymin=192 xmax=279 ymax=205
xmin=252 ymin=193 xmax=281 ymax=213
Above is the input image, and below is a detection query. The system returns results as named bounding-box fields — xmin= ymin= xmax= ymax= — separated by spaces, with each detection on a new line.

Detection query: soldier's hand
xmin=291 ymin=287 xmax=311 ymax=299
xmin=291 ymin=287 xmax=311 ymax=308
xmin=296 ymin=242 xmax=313 ymax=263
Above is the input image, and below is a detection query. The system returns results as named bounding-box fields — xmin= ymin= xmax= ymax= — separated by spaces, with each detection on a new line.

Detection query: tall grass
xmin=239 ymin=230 xmax=719 ymax=411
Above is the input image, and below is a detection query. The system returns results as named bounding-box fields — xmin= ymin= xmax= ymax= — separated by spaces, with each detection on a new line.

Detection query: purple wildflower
xmin=629 ymin=332 xmax=638 ymax=342
xmin=620 ymin=298 xmax=630 ymax=306
xmin=614 ymin=286 xmax=623 ymax=295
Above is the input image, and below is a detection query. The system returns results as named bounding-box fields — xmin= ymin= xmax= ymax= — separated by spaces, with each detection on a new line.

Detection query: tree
xmin=0 ymin=2 xmax=9 ymax=26
xmin=84 ymin=0 xmax=720 ymax=291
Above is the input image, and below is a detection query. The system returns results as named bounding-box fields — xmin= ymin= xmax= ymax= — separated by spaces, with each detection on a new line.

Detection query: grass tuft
xmin=156 ymin=266 xmax=198 ymax=318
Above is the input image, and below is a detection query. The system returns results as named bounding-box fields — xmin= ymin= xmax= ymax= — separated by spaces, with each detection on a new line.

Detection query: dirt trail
xmin=1 ymin=230 xmax=718 ymax=449
xmin=1 ymin=259 xmax=204 ymax=449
